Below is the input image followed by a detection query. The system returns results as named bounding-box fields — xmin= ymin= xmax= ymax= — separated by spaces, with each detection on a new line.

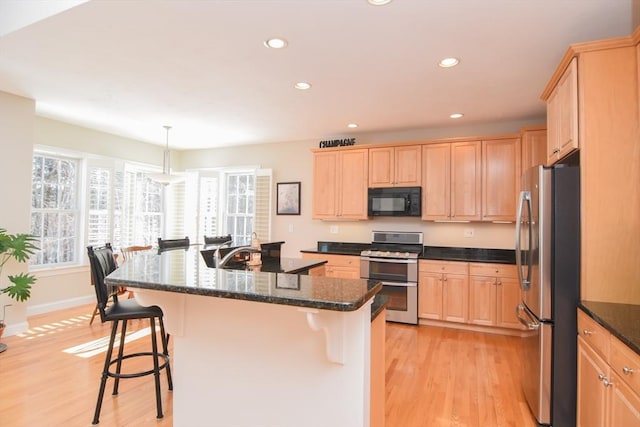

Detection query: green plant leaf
xmin=2 ymin=273 xmax=36 ymax=302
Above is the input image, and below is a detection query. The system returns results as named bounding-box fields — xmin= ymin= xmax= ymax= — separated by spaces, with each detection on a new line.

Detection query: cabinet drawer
xmin=469 ymin=263 xmax=518 ymax=278
xmin=611 ymin=336 xmax=640 ymax=395
xmin=419 ymin=260 xmax=468 ymax=275
xmin=578 ymin=309 xmax=611 ymax=361
xmin=316 ymin=253 xmax=360 ymax=268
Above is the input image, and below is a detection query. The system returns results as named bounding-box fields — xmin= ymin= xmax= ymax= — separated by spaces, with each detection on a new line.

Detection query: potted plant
xmin=0 ymin=227 xmax=38 ymax=345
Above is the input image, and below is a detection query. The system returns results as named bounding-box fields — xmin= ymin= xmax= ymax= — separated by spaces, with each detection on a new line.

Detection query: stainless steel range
xmin=360 ymin=231 xmax=423 ymax=324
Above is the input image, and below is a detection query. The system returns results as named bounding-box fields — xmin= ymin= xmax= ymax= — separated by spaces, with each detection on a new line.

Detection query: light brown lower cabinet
xmin=419 ymin=260 xmax=523 ymax=330
xmin=468 ymin=263 xmax=523 ymax=329
xmin=418 ymin=260 xmax=469 ymax=323
xmin=577 ymin=309 xmax=640 ymax=427
xmin=301 ymin=253 xmax=360 ymax=279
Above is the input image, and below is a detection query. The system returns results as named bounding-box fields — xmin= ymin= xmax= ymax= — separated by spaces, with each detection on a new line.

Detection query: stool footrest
xmin=107 ymin=351 xmax=171 ymax=379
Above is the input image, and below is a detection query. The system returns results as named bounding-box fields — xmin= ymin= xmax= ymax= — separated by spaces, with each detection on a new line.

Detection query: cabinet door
xmin=450 ymin=141 xmax=481 ymax=221
xmin=556 ymin=58 xmax=579 ymax=159
xmin=312 ymin=151 xmax=338 ymax=219
xmin=369 ymin=147 xmax=394 ymax=188
xmin=521 ymin=128 xmax=547 ymax=171
xmin=546 ymin=58 xmax=578 ymax=165
xmin=442 ymin=273 xmax=468 ymax=323
xmin=422 ymin=143 xmax=451 ymax=220
xmin=482 ymin=138 xmax=521 ymax=221
xmin=418 ymin=272 xmax=443 ymax=320
xmin=546 ymin=86 xmax=561 ymax=165
xmin=326 ymin=266 xmax=360 ymax=279
xmin=338 ymin=149 xmax=369 ymax=219
xmin=394 ymin=145 xmax=421 ymax=187
xmin=468 ymin=275 xmax=497 ymax=326
xmin=577 ymin=337 xmax=609 ymax=427
xmin=609 ymin=372 xmax=640 ymax=427
xmin=496 ymin=277 xmax=524 ymax=329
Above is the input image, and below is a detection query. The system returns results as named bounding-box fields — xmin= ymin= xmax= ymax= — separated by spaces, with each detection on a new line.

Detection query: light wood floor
xmin=0 ymin=304 xmax=536 ymax=426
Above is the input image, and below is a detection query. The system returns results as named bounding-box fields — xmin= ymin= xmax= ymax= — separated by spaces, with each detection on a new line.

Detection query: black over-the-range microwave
xmin=367 ymin=186 xmax=422 ymax=217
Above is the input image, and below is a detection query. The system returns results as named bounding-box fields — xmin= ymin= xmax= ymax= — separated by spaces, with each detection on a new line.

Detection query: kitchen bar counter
xmin=579 ymin=301 xmax=640 ymax=355
xmin=105 ymin=247 xmax=381 ymax=427
xmin=107 ymin=249 xmax=379 ymax=312
xmin=301 ymin=241 xmax=516 ymax=264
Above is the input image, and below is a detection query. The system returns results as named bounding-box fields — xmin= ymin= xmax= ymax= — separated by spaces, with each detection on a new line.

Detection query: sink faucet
xmin=216 ymin=246 xmax=261 ymax=268
xmin=213 ymin=240 xmax=233 ymax=264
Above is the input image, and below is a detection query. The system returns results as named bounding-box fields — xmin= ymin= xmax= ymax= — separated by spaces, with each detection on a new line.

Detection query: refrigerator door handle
xmin=515 ymin=191 xmax=533 ymax=291
xmin=516 ymin=304 xmax=540 ymax=330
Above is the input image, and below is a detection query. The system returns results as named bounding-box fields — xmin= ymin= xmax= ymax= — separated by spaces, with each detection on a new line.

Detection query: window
xmin=31 ymin=154 xmax=80 ymax=266
xmin=189 ymin=168 xmax=271 ymax=246
xmin=31 ymin=148 xmax=164 ymax=268
xmin=119 ymin=168 xmax=163 ymax=247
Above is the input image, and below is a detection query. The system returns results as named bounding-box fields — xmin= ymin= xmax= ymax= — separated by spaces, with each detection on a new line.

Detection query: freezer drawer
xmin=517 ymin=304 xmax=552 ymax=425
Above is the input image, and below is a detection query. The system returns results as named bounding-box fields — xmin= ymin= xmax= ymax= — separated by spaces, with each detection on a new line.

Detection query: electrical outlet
xmin=330 ymin=225 xmax=339 ymax=234
xmin=288 ymin=224 xmax=294 ymax=233
xmin=464 ymin=228 xmax=474 ymax=238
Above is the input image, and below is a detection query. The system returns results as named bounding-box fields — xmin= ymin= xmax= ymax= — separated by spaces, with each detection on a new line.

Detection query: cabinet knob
xmin=496 ymin=280 xmax=502 ymax=286
xmin=623 ymin=366 xmax=635 ymax=375
xmin=602 ymin=378 xmax=614 ymax=387
xmin=598 ymin=373 xmax=606 ymax=381
xmin=443 ymin=275 xmax=447 ymax=282
xmin=582 ymin=329 xmax=592 ymax=336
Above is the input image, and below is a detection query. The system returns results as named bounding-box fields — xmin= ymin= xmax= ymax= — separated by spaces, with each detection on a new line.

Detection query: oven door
xmin=360 ymin=257 xmax=418 ymax=283
xmin=379 ymin=281 xmax=418 ymax=324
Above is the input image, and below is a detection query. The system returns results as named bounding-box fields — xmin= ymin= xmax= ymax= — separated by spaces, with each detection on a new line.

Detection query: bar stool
xmin=87 ymin=243 xmax=173 ymax=424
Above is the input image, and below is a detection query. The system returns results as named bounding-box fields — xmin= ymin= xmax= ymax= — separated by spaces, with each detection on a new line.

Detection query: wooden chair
xmin=87 ymin=243 xmax=172 ymax=424
xmin=204 ymin=234 xmax=232 ymax=246
xmin=121 ymin=244 xmax=153 ymax=262
xmin=157 ymin=237 xmax=190 ymax=252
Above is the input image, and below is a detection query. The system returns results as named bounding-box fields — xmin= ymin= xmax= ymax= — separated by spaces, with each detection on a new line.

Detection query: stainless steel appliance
xmin=367 ymin=187 xmax=421 ymax=217
xmin=515 ymin=161 xmax=580 ymax=427
xmin=360 ymin=231 xmax=423 ymax=324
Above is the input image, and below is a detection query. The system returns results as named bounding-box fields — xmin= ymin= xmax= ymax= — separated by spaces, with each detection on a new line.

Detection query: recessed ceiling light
xmin=367 ymin=0 xmax=392 ymax=5
xmin=264 ymin=38 xmax=287 ymax=49
xmin=450 ymin=113 xmax=464 ymax=119
xmin=294 ymin=82 xmax=312 ymax=90
xmin=347 ymin=123 xmax=359 ymax=128
xmin=439 ymin=57 xmax=460 ymax=68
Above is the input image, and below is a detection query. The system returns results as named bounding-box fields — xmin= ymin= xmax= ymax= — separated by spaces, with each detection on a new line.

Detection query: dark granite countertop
xmin=301 ymin=241 xmax=516 ymax=264
xmin=579 ymin=301 xmax=640 ymax=355
xmin=106 ymin=248 xmax=381 ymax=312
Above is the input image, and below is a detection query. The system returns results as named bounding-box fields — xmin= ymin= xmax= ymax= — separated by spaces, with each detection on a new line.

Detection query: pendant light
xmin=148 ymin=125 xmax=184 ymax=185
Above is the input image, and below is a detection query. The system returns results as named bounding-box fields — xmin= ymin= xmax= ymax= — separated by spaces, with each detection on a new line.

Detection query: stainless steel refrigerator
xmin=515 ymin=161 xmax=580 ymax=427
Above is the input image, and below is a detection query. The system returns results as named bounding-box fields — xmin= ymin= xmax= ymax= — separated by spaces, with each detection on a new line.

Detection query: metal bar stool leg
xmin=149 ymin=317 xmax=164 ymax=419
xmin=112 ymin=319 xmax=128 ymax=395
xmin=159 ymin=318 xmax=173 ymax=390
xmin=93 ymin=320 xmax=119 ymax=425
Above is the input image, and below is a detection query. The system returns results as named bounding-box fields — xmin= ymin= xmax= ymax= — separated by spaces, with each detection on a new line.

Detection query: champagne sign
xmin=318 ymin=138 xmax=356 ymax=148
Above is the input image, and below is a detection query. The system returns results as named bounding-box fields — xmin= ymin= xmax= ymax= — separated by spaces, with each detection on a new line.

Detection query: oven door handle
xmin=361 ymin=257 xmax=417 ymax=264
xmin=380 ymin=281 xmax=417 ymax=287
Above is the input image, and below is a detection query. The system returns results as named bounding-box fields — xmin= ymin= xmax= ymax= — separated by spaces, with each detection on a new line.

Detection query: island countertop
xmin=105 ymin=248 xmax=381 ymax=312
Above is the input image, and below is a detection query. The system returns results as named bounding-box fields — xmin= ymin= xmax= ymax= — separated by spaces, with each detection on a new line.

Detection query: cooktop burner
xmin=361 ymin=231 xmax=424 ymax=259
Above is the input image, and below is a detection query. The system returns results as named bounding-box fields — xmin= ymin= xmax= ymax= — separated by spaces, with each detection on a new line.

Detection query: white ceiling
xmin=0 ymin=0 xmax=634 ymax=150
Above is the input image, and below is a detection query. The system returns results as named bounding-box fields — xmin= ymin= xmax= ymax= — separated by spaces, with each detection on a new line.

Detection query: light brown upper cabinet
xmin=312 ymin=149 xmax=369 ymax=220
xmin=482 ymin=137 xmax=521 ymax=222
xmin=422 ymin=141 xmax=481 ymax=221
xmin=541 ymin=29 xmax=640 ymax=304
xmin=546 ymin=57 xmax=578 ymax=165
xmin=521 ymin=126 xmax=547 ymax=172
xmin=368 ymin=145 xmax=421 ymax=187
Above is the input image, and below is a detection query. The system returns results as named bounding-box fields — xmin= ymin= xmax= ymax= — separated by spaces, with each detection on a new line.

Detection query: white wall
xmin=0 ymin=91 xmax=35 ymax=334
xmin=178 ymin=117 xmax=542 ymax=257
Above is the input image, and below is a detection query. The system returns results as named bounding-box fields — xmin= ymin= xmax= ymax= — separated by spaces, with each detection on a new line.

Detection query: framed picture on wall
xmin=276 ymin=182 xmax=301 ymax=215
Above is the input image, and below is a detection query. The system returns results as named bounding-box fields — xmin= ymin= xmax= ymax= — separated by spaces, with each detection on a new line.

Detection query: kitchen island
xmin=105 ymin=247 xmax=382 ymax=427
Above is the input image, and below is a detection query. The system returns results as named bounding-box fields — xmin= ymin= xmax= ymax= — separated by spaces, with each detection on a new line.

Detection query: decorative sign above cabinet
xmin=318 ymin=138 xmax=356 ymax=148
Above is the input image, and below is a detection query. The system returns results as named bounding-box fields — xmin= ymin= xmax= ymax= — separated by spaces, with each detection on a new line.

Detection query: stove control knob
xmin=405 ymin=252 xmax=411 ymax=257
xmin=385 ymin=251 xmax=391 ymax=256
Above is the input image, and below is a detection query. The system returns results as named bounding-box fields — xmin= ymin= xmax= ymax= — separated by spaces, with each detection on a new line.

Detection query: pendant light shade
xmin=148 ymin=125 xmax=184 ymax=185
